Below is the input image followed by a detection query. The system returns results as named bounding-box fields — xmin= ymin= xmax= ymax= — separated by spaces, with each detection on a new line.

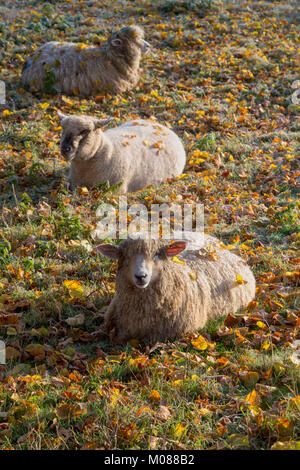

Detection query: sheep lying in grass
xmin=21 ymin=26 xmax=150 ymax=96
xmin=57 ymin=111 xmax=186 ymax=192
xmin=97 ymin=233 xmax=256 ymax=343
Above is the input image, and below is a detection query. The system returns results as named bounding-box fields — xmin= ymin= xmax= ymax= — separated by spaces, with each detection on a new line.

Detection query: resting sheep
xmin=57 ymin=111 xmax=186 ymax=192
xmin=21 ymin=26 xmax=150 ymax=96
xmin=97 ymin=233 xmax=256 ymax=343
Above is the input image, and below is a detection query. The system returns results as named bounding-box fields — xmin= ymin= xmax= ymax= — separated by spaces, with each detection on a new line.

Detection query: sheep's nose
xmin=62 ymin=145 xmax=72 ymax=159
xmin=135 ymin=273 xmax=147 ymax=284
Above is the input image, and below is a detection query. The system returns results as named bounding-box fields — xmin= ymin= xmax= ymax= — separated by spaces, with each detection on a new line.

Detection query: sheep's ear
xmin=57 ymin=110 xmax=67 ymax=122
xmin=164 ymin=240 xmax=187 ymax=257
xmin=111 ymin=38 xmax=123 ymax=47
xmin=97 ymin=244 xmax=119 ymax=260
xmin=93 ymin=117 xmax=114 ymax=130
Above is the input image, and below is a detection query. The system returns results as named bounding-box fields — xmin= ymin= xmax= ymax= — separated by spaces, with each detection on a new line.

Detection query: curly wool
xmin=21 ymin=26 xmax=147 ymax=96
xmin=102 ymin=234 xmax=256 ymax=343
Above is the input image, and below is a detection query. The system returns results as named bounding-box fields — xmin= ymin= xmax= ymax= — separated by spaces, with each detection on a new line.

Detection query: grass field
xmin=0 ymin=0 xmax=299 ymax=450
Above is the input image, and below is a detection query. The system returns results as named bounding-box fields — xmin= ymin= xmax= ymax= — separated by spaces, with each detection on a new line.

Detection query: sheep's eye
xmin=112 ymin=38 xmax=122 ymax=47
xmin=154 ymin=251 xmax=161 ymax=260
xmin=80 ymin=129 xmax=89 ymax=137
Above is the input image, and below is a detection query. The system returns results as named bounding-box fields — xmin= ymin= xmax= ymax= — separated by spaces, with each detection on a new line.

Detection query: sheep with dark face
xmin=57 ymin=111 xmax=186 ymax=192
xmin=97 ymin=233 xmax=256 ymax=344
xmin=21 ymin=26 xmax=150 ymax=96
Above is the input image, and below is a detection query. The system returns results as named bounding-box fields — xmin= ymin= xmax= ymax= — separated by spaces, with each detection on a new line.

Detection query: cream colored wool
xmin=21 ymin=26 xmax=149 ymax=96
xmin=58 ymin=112 xmax=186 ymax=192
xmin=98 ymin=233 xmax=256 ymax=343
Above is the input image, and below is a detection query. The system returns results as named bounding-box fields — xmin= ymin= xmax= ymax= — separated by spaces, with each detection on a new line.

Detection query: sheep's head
xmin=108 ymin=25 xmax=150 ymax=57
xmin=57 ymin=111 xmax=113 ymax=161
xmin=97 ymin=237 xmax=187 ymax=289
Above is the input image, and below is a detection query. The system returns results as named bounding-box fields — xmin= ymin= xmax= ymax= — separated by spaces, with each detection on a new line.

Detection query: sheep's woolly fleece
xmin=21 ymin=25 xmax=148 ymax=96
xmin=101 ymin=233 xmax=256 ymax=343
xmin=59 ymin=114 xmax=186 ymax=192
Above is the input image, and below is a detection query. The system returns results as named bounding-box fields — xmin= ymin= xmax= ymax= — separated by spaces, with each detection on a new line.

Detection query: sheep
xmin=21 ymin=26 xmax=150 ymax=97
xmin=57 ymin=111 xmax=186 ymax=192
xmin=97 ymin=232 xmax=256 ymax=343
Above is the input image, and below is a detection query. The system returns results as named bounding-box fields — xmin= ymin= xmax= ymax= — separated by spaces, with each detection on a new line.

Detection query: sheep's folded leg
xmin=103 ymin=299 xmax=118 ymax=334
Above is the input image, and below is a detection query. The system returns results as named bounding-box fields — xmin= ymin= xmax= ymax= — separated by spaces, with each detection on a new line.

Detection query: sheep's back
xmin=179 ymin=233 xmax=255 ymax=320
xmin=104 ymin=120 xmax=186 ymax=192
xmin=22 ymin=42 xmax=104 ymax=95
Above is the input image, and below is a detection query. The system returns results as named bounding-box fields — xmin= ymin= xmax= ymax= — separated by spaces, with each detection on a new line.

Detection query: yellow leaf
xmin=273 ymin=361 xmax=285 ymax=375
xmin=173 ymin=423 xmax=186 ymax=438
xmin=38 ymin=102 xmax=50 ymax=110
xmin=236 ymin=274 xmax=247 ymax=285
xmin=228 ymin=434 xmax=250 ymax=448
xmin=79 ymin=187 xmax=89 ymax=195
xmin=3 ymin=110 xmax=13 ymax=117
xmin=189 ymin=271 xmax=197 ymax=281
xmin=176 ymin=173 xmax=187 ymax=180
xmin=198 ymin=407 xmax=212 ymax=416
xmin=256 ymin=321 xmax=267 ymax=329
xmin=171 ymin=256 xmax=185 ymax=264
xmin=271 ymin=441 xmax=300 ymax=450
xmin=262 ymin=339 xmax=271 ymax=350
xmin=244 ymin=389 xmax=260 ymax=407
xmin=191 ymin=335 xmax=208 ymax=350
xmin=110 ymin=388 xmax=120 ymax=408
xmin=173 ymin=379 xmax=183 ymax=386
xmin=64 ymin=280 xmax=84 ymax=297
xmin=289 ymin=396 xmax=300 ymax=411
xmin=7 ymin=327 xmax=17 ymax=336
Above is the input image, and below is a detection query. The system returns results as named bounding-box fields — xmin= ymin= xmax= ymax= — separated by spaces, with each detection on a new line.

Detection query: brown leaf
xmin=224 ymin=313 xmax=239 ymax=327
xmin=55 ymin=403 xmax=87 ymax=419
xmin=5 ymin=346 xmax=21 ymax=361
xmin=25 ymin=344 xmax=46 ymax=360
xmin=0 ymin=314 xmax=19 ymax=326
xmin=157 ymin=405 xmax=171 ymax=422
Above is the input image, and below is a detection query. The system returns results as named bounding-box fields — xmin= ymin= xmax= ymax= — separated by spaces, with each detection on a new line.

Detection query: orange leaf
xmin=149 ymin=390 xmax=161 ymax=403
xmin=191 ymin=335 xmax=208 ymax=350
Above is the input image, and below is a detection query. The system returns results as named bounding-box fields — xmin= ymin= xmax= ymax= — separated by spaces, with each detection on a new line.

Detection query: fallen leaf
xmin=191 ymin=335 xmax=208 ymax=350
xmin=65 ymin=313 xmax=85 ymax=326
xmin=149 ymin=390 xmax=161 ymax=403
xmin=157 ymin=405 xmax=171 ymax=421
